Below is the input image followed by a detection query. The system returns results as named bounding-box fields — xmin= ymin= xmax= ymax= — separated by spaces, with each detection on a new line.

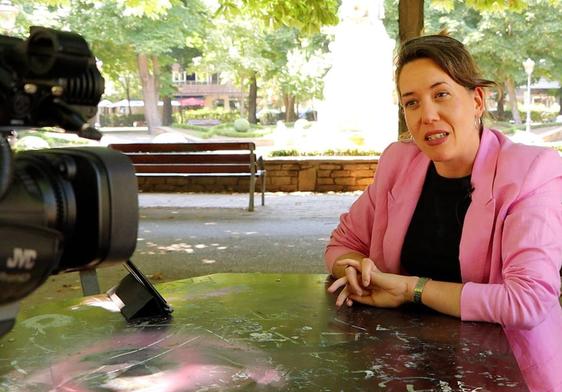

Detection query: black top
xmin=401 ymin=163 xmax=472 ymax=283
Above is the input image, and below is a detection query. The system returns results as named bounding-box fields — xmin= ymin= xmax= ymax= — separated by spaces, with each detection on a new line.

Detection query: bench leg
xmin=261 ymin=172 xmax=266 ymax=206
xmin=249 ymin=174 xmax=255 ymax=212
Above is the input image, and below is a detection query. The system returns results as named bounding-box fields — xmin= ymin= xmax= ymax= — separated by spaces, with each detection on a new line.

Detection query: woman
xmin=326 ymin=34 xmax=562 ymax=392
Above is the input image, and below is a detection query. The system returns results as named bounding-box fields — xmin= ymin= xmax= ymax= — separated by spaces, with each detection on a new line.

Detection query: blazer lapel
xmin=383 ymin=152 xmax=430 ymax=273
xmin=459 ymin=129 xmax=499 ymax=283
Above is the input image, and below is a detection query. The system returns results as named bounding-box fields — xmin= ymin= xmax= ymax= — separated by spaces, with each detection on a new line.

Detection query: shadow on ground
xmin=21 ymin=192 xmax=359 ymax=307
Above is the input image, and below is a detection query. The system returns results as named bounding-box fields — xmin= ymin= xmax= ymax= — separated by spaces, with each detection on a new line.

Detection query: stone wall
xmin=137 ymin=157 xmax=379 ymax=193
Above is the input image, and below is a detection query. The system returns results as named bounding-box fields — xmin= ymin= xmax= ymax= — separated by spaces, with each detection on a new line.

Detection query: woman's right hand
xmin=332 ymin=258 xmax=371 ymax=296
xmin=328 ymin=258 xmax=417 ymax=309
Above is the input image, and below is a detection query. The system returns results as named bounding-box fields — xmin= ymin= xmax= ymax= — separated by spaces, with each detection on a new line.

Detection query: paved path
xmin=22 ymin=192 xmax=359 ymax=306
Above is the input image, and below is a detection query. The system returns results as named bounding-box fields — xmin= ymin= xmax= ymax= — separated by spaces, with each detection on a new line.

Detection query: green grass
xmin=172 ymin=122 xmax=274 ymax=139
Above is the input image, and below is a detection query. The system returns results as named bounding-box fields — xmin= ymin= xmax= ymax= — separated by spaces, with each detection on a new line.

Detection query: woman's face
xmin=398 ymin=58 xmax=484 ymax=178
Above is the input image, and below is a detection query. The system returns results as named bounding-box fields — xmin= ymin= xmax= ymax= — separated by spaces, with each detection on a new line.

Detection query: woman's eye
xmin=403 ymin=100 xmax=418 ymax=109
xmin=435 ymin=91 xmax=450 ymax=99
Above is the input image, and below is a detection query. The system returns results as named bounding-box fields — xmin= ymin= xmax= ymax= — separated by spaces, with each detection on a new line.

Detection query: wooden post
xmin=249 ymin=145 xmax=256 ymax=212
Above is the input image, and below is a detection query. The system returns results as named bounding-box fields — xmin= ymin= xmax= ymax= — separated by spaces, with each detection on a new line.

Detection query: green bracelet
xmin=413 ymin=277 xmax=431 ymax=304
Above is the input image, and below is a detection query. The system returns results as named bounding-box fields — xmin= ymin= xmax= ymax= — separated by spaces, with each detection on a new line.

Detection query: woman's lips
xmin=425 ymin=131 xmax=449 ymax=141
xmin=424 ymin=131 xmax=449 ymax=145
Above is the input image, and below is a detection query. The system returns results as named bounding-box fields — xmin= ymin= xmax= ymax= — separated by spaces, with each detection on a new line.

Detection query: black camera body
xmin=0 ymin=27 xmax=149 ymax=337
xmin=0 ymin=26 xmax=104 ymax=137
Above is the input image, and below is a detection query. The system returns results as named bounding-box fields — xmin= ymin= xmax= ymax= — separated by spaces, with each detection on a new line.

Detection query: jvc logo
xmin=6 ymin=248 xmax=37 ymax=269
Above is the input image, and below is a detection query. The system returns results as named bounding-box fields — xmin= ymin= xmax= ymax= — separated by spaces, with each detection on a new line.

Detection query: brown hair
xmin=395 ymin=34 xmax=496 ymax=96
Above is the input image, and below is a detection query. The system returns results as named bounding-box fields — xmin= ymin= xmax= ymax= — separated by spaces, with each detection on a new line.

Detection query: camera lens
xmin=0 ymin=147 xmax=138 ymax=305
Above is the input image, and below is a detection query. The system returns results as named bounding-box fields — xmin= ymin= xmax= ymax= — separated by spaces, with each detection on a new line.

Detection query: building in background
xmin=171 ymin=64 xmax=243 ymax=111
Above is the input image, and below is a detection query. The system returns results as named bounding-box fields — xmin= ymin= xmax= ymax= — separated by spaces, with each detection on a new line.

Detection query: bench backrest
xmin=109 ymin=142 xmax=256 ymax=153
xmin=108 ymin=142 xmax=262 ymax=175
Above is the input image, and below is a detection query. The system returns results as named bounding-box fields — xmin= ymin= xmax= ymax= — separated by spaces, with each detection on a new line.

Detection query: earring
xmin=399 ymin=131 xmax=413 ymax=142
xmin=474 ymin=116 xmax=482 ymax=130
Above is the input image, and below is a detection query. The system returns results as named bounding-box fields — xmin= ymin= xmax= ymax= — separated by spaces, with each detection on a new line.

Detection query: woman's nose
xmin=420 ymin=102 xmax=439 ymax=124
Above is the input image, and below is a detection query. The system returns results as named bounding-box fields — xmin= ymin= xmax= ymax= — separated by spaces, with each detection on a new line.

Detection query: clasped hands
xmin=327 ymin=258 xmax=417 ymax=308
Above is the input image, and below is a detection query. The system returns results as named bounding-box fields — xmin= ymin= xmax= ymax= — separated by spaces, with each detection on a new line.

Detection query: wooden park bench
xmin=109 ymin=142 xmax=266 ymax=211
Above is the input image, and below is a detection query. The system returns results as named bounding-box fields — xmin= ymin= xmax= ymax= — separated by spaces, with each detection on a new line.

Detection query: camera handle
xmin=52 ymin=99 xmax=102 ymax=141
xmin=0 ymin=132 xmax=13 ymax=201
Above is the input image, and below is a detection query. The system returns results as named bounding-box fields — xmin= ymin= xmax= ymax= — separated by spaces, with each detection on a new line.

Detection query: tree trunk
xmin=162 ymin=96 xmax=173 ymax=126
xmin=284 ymin=94 xmax=297 ymax=122
xmin=398 ymin=0 xmax=424 ymax=136
xmin=505 ymin=78 xmax=522 ymax=125
xmin=399 ymin=0 xmax=424 ymax=43
xmin=120 ymin=76 xmax=133 ymax=116
xmin=248 ymin=72 xmax=258 ymax=124
xmin=239 ymin=77 xmax=246 ymax=119
xmin=137 ymin=53 xmax=162 ymax=133
xmin=496 ymin=88 xmax=505 ymax=119
xmin=152 ymin=55 xmax=161 ymax=104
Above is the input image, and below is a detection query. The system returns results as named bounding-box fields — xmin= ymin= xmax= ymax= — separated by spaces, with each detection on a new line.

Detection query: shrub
xmin=257 ymin=109 xmax=283 ymax=125
xmin=176 ymin=108 xmax=238 ymax=123
xmin=234 ymin=118 xmax=250 ymax=132
xmin=533 ymin=110 xmax=558 ymax=122
xmin=490 ymin=109 xmax=558 ymax=124
xmin=171 ymin=121 xmax=273 ymax=139
xmin=99 ymin=113 xmax=145 ymax=127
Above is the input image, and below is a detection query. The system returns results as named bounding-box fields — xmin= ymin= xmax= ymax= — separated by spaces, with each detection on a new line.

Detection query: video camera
xmin=0 ymin=27 xmax=171 ymax=338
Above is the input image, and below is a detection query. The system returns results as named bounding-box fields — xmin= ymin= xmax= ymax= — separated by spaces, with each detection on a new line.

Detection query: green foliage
xmin=489 ymin=119 xmax=561 ymax=133
xmin=172 ymin=122 xmax=273 ymax=138
xmin=99 ymin=113 xmax=146 ymax=127
xmin=58 ymin=0 xmax=207 ymax=56
xmin=217 ymin=0 xmax=339 ymax=34
xmin=209 ymin=127 xmax=270 ymax=138
xmin=263 ymin=27 xmax=331 ymax=103
xmin=234 ymin=118 xmax=250 ymax=132
xmin=380 ymin=0 xmax=562 ymax=125
xmin=20 ymin=0 xmax=209 ymax=129
xmin=194 ymin=14 xmax=331 ymax=124
xmin=432 ymin=0 xmax=529 ymax=13
xmin=257 ymin=109 xmax=283 ymax=125
xmin=174 ymin=108 xmax=239 ymax=123
xmin=14 ymin=130 xmax=89 ymax=151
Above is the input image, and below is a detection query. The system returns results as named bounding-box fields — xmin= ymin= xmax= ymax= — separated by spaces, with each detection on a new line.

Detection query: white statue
xmin=315 ymin=0 xmax=397 ymax=153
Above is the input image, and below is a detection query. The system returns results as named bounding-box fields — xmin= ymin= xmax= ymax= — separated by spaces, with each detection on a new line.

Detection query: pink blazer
xmin=325 ymin=128 xmax=562 ymax=391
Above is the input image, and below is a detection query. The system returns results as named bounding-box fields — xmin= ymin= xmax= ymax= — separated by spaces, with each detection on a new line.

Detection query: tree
xmin=432 ymin=0 xmax=562 ymax=124
xmin=262 ymin=28 xmax=330 ymax=121
xmin=217 ymin=0 xmax=339 ymax=34
xmin=19 ymin=0 xmax=208 ymax=133
xmin=384 ymin=0 xmax=562 ymax=126
xmin=160 ymin=46 xmax=202 ymax=125
xmin=193 ymin=16 xmax=273 ymax=123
